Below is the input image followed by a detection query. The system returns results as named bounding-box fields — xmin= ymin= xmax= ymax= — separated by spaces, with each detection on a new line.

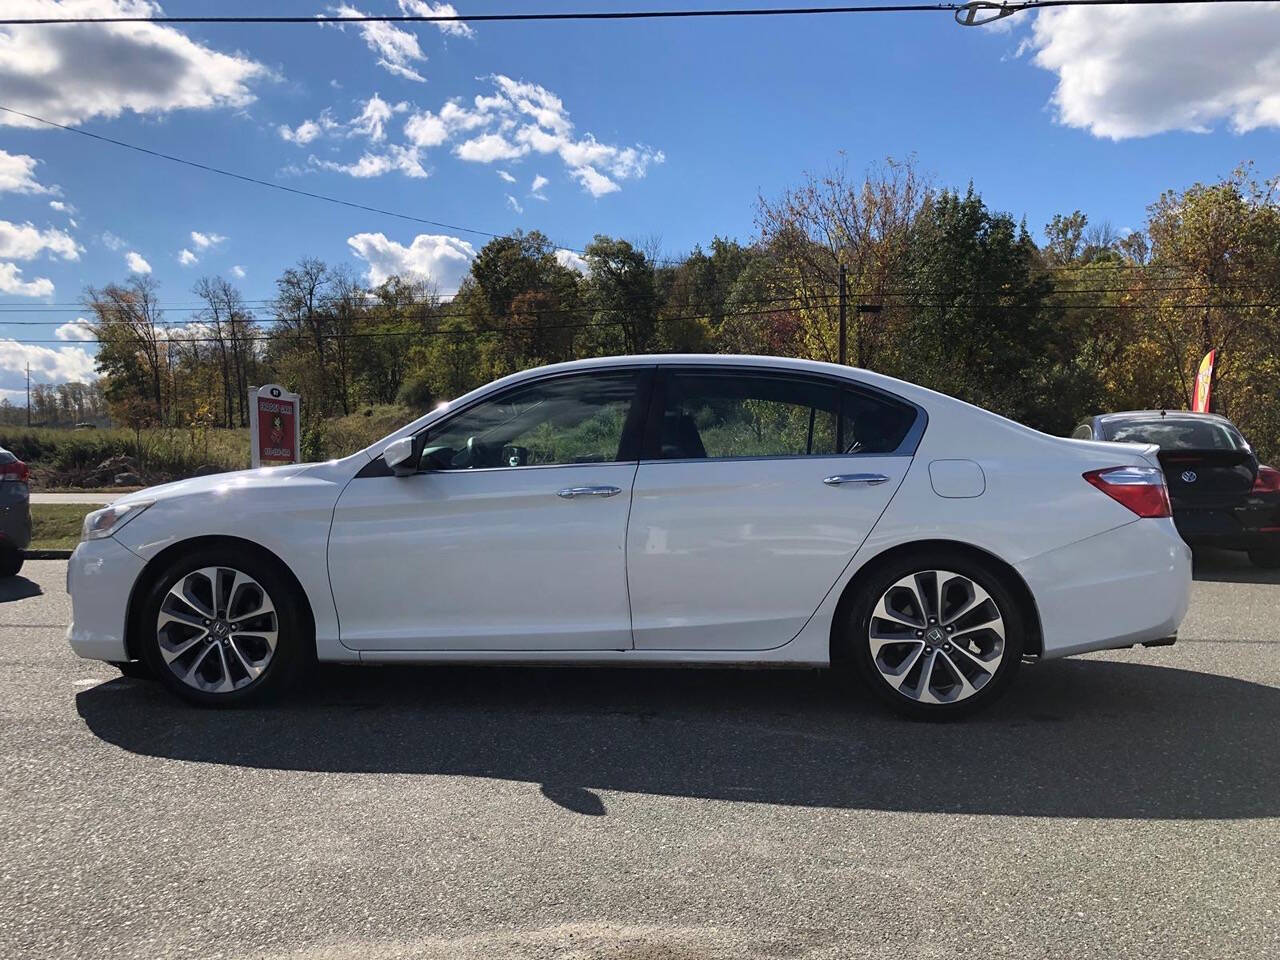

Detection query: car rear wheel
xmin=0 ymin=543 xmax=23 ymax=578
xmin=843 ymin=551 xmax=1024 ymax=720
xmin=1248 ymin=546 xmax=1280 ymax=569
xmin=138 ymin=547 xmax=308 ymax=706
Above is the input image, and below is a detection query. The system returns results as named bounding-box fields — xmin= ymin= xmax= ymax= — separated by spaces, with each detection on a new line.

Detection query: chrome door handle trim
xmin=556 ymin=485 xmax=622 ymax=499
xmin=823 ymin=473 xmax=890 ymax=486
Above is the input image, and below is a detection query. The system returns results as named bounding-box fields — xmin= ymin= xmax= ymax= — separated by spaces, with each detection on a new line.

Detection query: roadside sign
xmin=249 ymin=384 xmax=301 ymax=467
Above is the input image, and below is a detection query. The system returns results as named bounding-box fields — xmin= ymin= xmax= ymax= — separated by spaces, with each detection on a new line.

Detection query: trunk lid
xmin=1157 ymin=449 xmax=1258 ymax=507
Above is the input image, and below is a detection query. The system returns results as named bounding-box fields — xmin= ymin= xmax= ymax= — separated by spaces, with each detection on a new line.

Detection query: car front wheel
xmin=844 ymin=551 xmax=1025 ymax=720
xmin=139 ymin=548 xmax=307 ymax=706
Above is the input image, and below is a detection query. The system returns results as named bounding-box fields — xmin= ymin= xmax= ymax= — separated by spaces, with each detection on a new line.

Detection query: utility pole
xmin=25 ymin=363 xmax=30 ymax=427
xmin=838 ymin=263 xmax=847 ymax=366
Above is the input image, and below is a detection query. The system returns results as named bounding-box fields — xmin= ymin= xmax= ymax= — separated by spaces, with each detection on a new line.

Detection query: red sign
xmin=256 ymin=396 xmax=297 ymax=462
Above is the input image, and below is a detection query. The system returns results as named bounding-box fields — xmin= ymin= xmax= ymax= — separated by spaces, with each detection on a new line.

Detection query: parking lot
xmin=2 ymin=553 xmax=1278 ymax=960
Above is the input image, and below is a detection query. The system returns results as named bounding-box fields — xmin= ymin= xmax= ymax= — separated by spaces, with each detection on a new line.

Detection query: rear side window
xmin=652 ymin=371 xmax=915 ymax=460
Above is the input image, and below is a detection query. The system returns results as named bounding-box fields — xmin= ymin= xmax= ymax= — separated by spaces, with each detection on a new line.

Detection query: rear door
xmin=626 ymin=367 xmax=922 ymax=652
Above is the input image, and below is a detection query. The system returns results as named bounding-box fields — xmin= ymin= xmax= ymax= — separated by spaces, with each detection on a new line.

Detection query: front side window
xmin=654 ymin=371 xmax=915 ymax=460
xmin=421 ymin=371 xmax=640 ymax=470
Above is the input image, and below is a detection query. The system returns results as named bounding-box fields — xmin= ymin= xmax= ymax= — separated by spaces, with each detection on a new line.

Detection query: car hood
xmin=113 ymin=462 xmax=319 ymax=506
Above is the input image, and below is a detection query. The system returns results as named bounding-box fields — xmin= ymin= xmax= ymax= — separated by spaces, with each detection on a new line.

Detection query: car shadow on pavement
xmin=1193 ymin=547 xmax=1280 ymax=585
xmin=77 ymin=657 xmax=1279 ymax=820
xmin=0 ymin=576 xmax=43 ymax=603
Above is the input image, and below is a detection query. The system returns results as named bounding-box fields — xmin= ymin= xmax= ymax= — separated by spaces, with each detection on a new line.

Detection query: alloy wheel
xmin=155 ymin=566 xmax=279 ymax=694
xmin=868 ymin=569 xmax=1006 ymax=705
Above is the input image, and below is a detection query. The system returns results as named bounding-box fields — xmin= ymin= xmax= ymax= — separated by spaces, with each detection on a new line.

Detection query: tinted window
xmin=655 ymin=371 xmax=914 ymax=460
xmin=1102 ymin=418 xmax=1246 ymax=451
xmin=422 ymin=371 xmax=640 ymax=469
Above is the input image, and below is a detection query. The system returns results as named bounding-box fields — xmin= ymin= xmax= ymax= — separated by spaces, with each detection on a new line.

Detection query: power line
xmin=1 ymin=0 xmax=1273 ymax=27
xmin=0 ymin=105 xmax=531 ymax=247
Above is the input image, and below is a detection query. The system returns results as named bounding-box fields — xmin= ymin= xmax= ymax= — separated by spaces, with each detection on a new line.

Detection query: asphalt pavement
xmin=1 ymin=551 xmax=1278 ymax=959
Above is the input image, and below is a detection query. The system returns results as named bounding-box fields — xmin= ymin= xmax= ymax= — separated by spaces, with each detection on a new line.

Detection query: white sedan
xmin=67 ymin=355 xmax=1191 ymax=719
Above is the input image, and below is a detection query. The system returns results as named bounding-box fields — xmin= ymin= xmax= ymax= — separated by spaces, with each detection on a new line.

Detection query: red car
xmin=1072 ymin=411 xmax=1280 ymax=569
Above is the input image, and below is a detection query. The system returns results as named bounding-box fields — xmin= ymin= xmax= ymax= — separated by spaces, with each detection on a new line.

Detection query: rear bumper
xmin=1016 ymin=518 xmax=1191 ymax=659
xmin=66 ymin=536 xmax=145 ymax=662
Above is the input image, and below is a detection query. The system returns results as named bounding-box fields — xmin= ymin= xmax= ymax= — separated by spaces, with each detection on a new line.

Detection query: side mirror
xmin=383 ymin=436 xmax=417 ymax=477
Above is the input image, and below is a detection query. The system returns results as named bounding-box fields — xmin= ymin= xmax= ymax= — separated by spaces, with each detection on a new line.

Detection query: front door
xmin=626 ymin=368 xmax=917 ymax=651
xmin=328 ymin=368 xmax=650 ymax=651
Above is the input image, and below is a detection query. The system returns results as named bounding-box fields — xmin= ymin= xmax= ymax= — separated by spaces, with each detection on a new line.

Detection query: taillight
xmin=0 ymin=460 xmax=28 ymax=484
xmin=1083 ymin=465 xmax=1171 ymax=518
xmin=1254 ymin=465 xmax=1280 ymax=495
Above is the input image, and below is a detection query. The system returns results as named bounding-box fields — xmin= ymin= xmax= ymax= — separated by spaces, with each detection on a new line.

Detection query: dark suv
xmin=1072 ymin=411 xmax=1280 ymax=568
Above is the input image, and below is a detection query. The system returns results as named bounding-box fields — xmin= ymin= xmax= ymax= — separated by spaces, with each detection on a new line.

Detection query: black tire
xmin=1248 ymin=546 xmax=1280 ymax=569
xmin=0 ymin=544 xmax=24 ymax=578
xmin=840 ymin=549 xmax=1025 ymax=721
xmin=110 ymin=660 xmax=153 ymax=680
xmin=138 ymin=546 xmax=309 ymax=707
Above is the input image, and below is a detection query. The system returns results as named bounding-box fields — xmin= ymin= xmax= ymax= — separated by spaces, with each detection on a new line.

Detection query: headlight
xmin=81 ymin=501 xmax=154 ymax=541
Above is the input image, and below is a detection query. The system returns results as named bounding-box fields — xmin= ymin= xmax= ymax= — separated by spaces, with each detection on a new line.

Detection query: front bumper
xmin=1016 ymin=518 xmax=1192 ymax=659
xmin=66 ymin=536 xmax=145 ymax=662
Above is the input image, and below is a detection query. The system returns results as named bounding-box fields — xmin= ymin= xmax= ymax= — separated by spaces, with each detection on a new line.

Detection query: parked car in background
xmin=67 ymin=355 xmax=1191 ymax=719
xmin=1072 ymin=411 xmax=1280 ymax=568
xmin=0 ymin=445 xmax=30 ymax=577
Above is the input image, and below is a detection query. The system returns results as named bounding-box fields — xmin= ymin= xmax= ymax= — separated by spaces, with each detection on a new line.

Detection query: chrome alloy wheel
xmin=155 ymin=566 xmax=279 ymax=694
xmin=868 ymin=569 xmax=1006 ymax=705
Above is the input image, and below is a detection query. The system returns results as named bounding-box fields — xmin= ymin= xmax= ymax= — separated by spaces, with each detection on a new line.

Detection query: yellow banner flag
xmin=1192 ymin=349 xmax=1215 ymax=412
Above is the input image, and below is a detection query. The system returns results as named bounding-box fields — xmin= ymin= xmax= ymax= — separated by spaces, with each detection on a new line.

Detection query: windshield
xmin=1102 ymin=418 xmax=1247 ymax=451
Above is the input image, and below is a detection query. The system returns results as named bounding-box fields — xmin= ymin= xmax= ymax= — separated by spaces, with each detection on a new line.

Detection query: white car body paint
xmin=67 ymin=354 xmax=1191 ymax=672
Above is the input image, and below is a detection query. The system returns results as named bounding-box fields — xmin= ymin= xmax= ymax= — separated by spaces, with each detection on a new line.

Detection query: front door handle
xmin=556 ymin=485 xmax=622 ymax=499
xmin=823 ymin=473 xmax=890 ymax=486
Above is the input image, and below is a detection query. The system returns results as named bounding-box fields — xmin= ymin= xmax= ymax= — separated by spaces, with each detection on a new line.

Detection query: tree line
xmin=83 ymin=160 xmax=1280 ymax=460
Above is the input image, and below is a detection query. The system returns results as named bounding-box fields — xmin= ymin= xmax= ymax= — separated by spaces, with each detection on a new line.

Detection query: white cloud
xmin=505 ymin=194 xmax=523 ymax=214
xmin=455 ymin=131 xmax=528 ymax=163
xmin=530 ymin=174 xmax=549 ymax=199
xmin=350 ymin=94 xmax=407 ymax=141
xmin=397 ymin=0 xmax=474 ymax=38
xmin=1025 ymin=3 xmax=1280 ymax=138
xmin=497 ymin=170 xmax=517 ymax=184
xmin=347 ymin=231 xmax=475 ymax=290
xmin=178 ymin=248 xmax=197 ymax=266
xmin=555 ymin=249 xmax=588 ymax=274
xmin=231 ymin=264 xmax=246 ymax=278
xmin=0 ymin=149 xmax=56 ymax=194
xmin=125 ymin=251 xmax=151 ymax=274
xmin=0 ymin=0 xmax=268 ymax=128
xmin=420 ymin=75 xmax=662 ymax=195
xmin=0 ymin=338 xmax=95 ymax=382
xmin=48 ymin=200 xmax=74 ymax=213
xmin=0 ymin=221 xmax=80 ymax=261
xmin=279 ymin=111 xmax=339 ymax=145
xmin=55 ymin=319 xmax=95 ymax=341
xmin=190 ymin=230 xmax=226 ymax=250
xmin=335 ymin=3 xmax=429 ymax=83
xmin=310 ymin=143 xmax=426 ymax=179
xmin=100 ymin=231 xmax=127 ymax=251
xmin=0 ymin=263 xmax=54 ymax=298
xmin=570 ymin=165 xmax=619 ymax=198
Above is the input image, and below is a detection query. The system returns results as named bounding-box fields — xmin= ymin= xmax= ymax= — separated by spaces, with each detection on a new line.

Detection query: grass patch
xmin=30 ymin=503 xmax=89 ymax=550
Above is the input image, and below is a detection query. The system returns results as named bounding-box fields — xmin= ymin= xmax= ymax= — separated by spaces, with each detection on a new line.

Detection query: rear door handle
xmin=824 ymin=473 xmax=890 ymax=486
xmin=556 ymin=485 xmax=622 ymax=499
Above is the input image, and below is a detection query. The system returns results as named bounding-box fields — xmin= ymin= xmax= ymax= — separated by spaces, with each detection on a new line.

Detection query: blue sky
xmin=3 ymin=0 xmax=1280 ymax=402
